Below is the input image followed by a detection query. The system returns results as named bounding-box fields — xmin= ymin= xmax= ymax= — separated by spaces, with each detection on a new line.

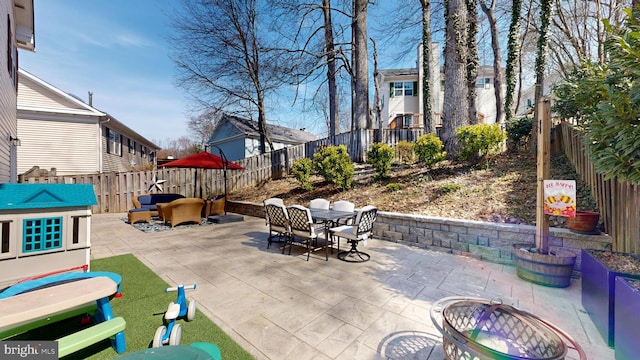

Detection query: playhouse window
xmin=1 ymin=221 xmax=10 ymax=253
xmin=23 ymin=217 xmax=63 ymax=253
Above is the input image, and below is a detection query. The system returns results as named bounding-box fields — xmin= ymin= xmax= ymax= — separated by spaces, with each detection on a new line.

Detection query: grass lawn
xmin=8 ymin=254 xmax=255 ymax=359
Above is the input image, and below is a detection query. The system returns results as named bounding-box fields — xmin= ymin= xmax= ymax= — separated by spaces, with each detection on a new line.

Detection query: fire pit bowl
xmin=429 ymin=297 xmax=586 ymax=360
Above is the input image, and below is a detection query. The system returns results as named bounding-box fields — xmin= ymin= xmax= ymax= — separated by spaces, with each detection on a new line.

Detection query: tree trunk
xmin=466 ymin=0 xmax=479 ymax=125
xmin=322 ymin=0 xmax=339 ymax=144
xmin=480 ymin=0 xmax=504 ymax=125
xmin=531 ymin=0 xmax=555 ymax=154
xmin=352 ymin=0 xmax=369 ymax=161
xmin=443 ymin=0 xmax=470 ymax=157
xmin=504 ymin=0 xmax=523 ymax=122
xmin=371 ymin=37 xmax=383 ymax=142
xmin=420 ymin=0 xmax=433 ymax=132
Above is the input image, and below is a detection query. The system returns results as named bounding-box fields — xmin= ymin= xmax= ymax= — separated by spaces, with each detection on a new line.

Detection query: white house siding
xmin=0 ymin=1 xmax=17 ymax=183
xmin=18 ymin=74 xmax=87 ymax=111
xmin=17 ymin=118 xmax=100 ymax=175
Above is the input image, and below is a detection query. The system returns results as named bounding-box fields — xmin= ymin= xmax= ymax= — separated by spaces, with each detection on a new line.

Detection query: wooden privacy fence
xmin=557 ymin=122 xmax=639 ymax=254
xmin=17 ymin=128 xmax=435 ymax=214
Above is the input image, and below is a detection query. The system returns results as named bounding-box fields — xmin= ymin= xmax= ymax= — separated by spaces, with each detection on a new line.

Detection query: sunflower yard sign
xmin=543 ymin=180 xmax=576 ymax=217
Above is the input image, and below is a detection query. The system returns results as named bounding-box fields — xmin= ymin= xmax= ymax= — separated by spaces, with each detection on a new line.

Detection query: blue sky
xmin=20 ymin=1 xmax=190 ymax=146
xmin=20 ymin=1 xmax=424 ymax=148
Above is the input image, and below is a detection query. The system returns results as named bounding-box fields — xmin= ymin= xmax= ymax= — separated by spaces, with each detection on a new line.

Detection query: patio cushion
xmin=133 ymin=194 xmax=185 ymax=211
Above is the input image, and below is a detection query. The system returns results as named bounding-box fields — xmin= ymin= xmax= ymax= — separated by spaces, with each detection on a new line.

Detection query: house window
xmin=476 ymin=77 xmax=491 ymax=89
xmin=527 ymin=99 xmax=533 ymax=108
xmin=390 ymin=81 xmax=418 ymax=97
xmin=23 ymin=217 xmax=63 ymax=253
xmin=6 ymin=15 xmax=18 ymax=91
xmin=141 ymin=146 xmax=147 ymax=158
xmin=128 ymin=139 xmax=136 ymax=154
xmin=106 ymin=128 xmax=122 ymax=156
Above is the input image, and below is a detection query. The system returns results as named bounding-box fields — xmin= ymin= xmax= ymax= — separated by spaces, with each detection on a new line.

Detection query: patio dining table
xmin=309 ymin=208 xmax=356 ymax=260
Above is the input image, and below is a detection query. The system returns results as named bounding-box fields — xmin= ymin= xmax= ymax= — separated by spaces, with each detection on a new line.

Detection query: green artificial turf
xmin=8 ymin=254 xmax=255 ymax=359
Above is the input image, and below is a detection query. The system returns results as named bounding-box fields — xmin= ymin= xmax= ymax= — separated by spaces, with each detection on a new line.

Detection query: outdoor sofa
xmin=132 ymin=193 xmax=185 ymax=216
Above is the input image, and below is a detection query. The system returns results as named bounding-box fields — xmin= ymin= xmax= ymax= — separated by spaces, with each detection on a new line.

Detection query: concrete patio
xmin=91 ymin=212 xmax=613 ymax=360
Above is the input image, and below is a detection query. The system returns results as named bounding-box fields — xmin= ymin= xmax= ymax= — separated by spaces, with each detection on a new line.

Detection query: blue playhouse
xmin=0 ymin=183 xmax=98 ymax=287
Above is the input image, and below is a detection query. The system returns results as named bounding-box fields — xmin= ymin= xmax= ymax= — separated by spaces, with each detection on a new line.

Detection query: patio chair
xmin=332 ymin=200 xmax=355 ymax=225
xmin=309 ymin=198 xmax=330 ymax=244
xmin=309 ymin=198 xmax=330 ymax=210
xmin=263 ymin=198 xmax=289 ymax=250
xmin=164 ymin=198 xmax=205 ymax=228
xmin=329 ymin=205 xmax=377 ymax=263
xmin=286 ymin=205 xmax=318 ymax=261
xmin=204 ymin=194 xmax=225 ymax=217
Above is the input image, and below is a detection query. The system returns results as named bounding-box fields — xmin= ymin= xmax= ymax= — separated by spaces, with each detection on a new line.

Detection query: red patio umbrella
xmin=160 ymin=151 xmax=244 ymax=198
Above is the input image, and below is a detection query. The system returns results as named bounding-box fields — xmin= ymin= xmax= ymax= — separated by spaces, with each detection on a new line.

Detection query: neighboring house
xmin=516 ymin=72 xmax=565 ymax=116
xmin=1 ymin=0 xmax=34 ymax=183
xmin=17 ymin=68 xmax=160 ymax=176
xmin=207 ymin=113 xmax=317 ymax=161
xmin=378 ymin=43 xmax=506 ymax=129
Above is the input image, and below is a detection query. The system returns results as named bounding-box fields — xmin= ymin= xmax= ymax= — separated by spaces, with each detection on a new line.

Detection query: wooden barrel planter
xmin=512 ymin=245 xmax=577 ymax=288
xmin=566 ymin=211 xmax=599 ymax=233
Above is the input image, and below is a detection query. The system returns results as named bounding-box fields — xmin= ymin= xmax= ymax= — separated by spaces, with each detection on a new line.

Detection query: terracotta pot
xmin=566 ymin=210 xmax=599 ymax=232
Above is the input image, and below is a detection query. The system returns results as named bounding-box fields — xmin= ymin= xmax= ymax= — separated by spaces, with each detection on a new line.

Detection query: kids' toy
xmin=152 ymin=283 xmax=197 ymax=347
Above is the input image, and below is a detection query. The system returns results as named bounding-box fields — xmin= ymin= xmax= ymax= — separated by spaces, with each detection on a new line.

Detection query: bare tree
xmin=420 ymin=0 xmax=435 ymax=132
xmin=480 ymin=0 xmax=504 ymax=125
xmin=352 ymin=0 xmax=369 ymax=130
xmin=351 ymin=0 xmax=369 ymax=161
xmin=504 ymin=0 xmax=523 ymax=121
xmin=442 ymin=0 xmax=470 ymax=156
xmin=169 ymin=0 xmax=286 ymax=154
xmin=466 ymin=0 xmax=479 ymax=124
xmin=531 ymin=0 xmax=555 ymax=153
xmin=371 ymin=37 xmax=382 ymax=141
xmin=323 ymin=0 xmax=340 ymax=143
xmin=188 ymin=109 xmax=222 ymax=148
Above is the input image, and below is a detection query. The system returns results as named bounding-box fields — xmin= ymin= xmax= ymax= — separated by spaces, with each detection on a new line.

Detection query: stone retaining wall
xmin=227 ymin=200 xmax=612 ymax=273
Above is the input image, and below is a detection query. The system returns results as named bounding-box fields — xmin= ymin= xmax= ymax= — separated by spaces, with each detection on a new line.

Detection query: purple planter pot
xmin=614 ymin=277 xmax=640 ymax=360
xmin=581 ymin=249 xmax=640 ymax=347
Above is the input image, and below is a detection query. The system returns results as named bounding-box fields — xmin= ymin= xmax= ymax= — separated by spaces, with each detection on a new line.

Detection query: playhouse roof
xmin=0 ymin=184 xmax=97 ymax=210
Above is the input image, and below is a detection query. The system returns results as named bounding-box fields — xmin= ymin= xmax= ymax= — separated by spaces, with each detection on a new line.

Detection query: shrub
xmin=505 ymin=116 xmax=532 ymax=151
xmin=456 ymin=124 xmax=506 ymax=164
xmin=413 ymin=133 xmax=446 ymax=169
xmin=395 ymin=140 xmax=417 ymax=164
xmin=367 ymin=143 xmax=395 ymax=180
xmin=386 ymin=183 xmax=403 ymax=191
xmin=290 ymin=157 xmax=314 ymax=190
xmin=312 ymin=145 xmax=354 ymax=189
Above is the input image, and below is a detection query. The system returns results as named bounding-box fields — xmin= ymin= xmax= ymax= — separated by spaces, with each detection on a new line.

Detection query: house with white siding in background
xmin=17 ymin=68 xmax=160 ymax=177
xmin=378 ymin=43 xmax=506 ymax=131
xmin=1 ymin=0 xmax=34 ymax=183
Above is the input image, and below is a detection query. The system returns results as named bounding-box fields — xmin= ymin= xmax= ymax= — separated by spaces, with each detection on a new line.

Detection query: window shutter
xmin=389 ymin=83 xmax=394 ymax=98
xmin=106 ymin=128 xmax=110 ymax=153
xmin=413 ymin=81 xmax=418 ymax=96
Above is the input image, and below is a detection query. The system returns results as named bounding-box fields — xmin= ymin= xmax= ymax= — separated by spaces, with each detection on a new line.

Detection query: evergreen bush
xmin=395 ymin=140 xmax=417 ymax=164
xmin=312 ymin=145 xmax=354 ymax=189
xmin=367 ymin=143 xmax=394 ymax=180
xmin=413 ymin=133 xmax=446 ymax=169
xmin=456 ymin=124 xmax=506 ymax=164
xmin=291 ymin=157 xmax=314 ymax=190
